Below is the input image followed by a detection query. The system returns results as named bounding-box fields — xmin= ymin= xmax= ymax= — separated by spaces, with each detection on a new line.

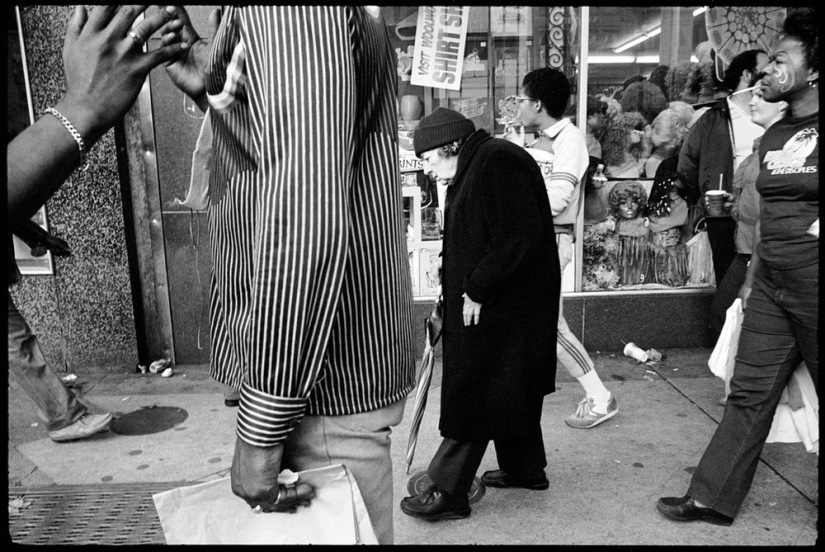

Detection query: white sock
xmin=577 ymin=371 xmax=611 ymax=413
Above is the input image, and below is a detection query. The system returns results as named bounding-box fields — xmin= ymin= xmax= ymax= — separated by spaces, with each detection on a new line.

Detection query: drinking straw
xmin=719 ymin=174 xmax=723 ymax=190
xmin=730 ymin=85 xmax=759 ymax=96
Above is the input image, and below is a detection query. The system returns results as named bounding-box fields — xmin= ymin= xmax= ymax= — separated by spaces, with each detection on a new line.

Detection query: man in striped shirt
xmin=161 ymin=6 xmax=415 ymax=543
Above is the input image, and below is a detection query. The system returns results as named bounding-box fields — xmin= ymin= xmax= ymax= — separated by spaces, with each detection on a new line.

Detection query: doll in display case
xmin=607 ymin=181 xmax=651 ymax=286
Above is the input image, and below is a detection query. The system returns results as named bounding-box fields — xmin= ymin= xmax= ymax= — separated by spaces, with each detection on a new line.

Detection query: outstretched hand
xmin=59 ymin=5 xmax=190 ymax=141
xmin=159 ymin=6 xmax=223 ymax=110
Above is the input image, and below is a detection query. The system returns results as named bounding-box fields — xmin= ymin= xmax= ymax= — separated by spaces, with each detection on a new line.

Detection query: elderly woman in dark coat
xmin=400 ymin=108 xmax=560 ymax=521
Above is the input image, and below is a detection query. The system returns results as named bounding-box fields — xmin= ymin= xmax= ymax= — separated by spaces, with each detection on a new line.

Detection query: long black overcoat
xmin=439 ymin=129 xmax=560 ymax=441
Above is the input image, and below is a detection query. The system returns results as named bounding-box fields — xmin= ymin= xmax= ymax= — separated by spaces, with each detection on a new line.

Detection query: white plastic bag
xmin=708 ymin=298 xmax=743 ymax=382
xmin=152 ymin=464 xmax=377 ymax=544
xmin=172 ymin=112 xmax=212 ymax=210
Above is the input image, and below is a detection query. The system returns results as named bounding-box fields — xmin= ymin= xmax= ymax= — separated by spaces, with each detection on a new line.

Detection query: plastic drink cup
xmin=624 ymin=342 xmax=649 ymax=362
xmin=705 ymin=189 xmax=727 ymax=217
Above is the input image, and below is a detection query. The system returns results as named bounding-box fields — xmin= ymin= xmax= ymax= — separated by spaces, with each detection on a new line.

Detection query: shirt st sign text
xmin=411 ymin=6 xmax=470 ymax=91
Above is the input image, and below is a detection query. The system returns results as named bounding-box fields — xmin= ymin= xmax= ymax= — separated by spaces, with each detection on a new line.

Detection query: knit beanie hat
xmin=413 ymin=107 xmax=475 ymax=156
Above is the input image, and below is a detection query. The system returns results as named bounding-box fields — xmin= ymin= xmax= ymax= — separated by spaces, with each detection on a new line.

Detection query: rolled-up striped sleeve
xmin=205 ymin=6 xmax=415 ymax=447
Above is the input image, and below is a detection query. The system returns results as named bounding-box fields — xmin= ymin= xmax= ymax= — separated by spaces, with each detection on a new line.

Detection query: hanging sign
xmin=411 ymin=6 xmax=470 ymax=91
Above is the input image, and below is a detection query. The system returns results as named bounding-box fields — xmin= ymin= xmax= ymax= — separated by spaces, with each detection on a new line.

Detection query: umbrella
xmin=405 ymin=297 xmax=443 ymax=474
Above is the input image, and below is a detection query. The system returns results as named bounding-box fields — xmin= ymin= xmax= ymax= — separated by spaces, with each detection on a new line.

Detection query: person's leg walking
xmin=705 ymin=217 xmax=737 ymax=287
xmin=688 ymin=262 xmax=817 ymax=518
xmin=7 ymin=290 xmax=85 ymax=431
xmin=427 ymin=437 xmax=489 ymax=497
xmin=280 ymin=398 xmax=405 ymax=545
xmin=493 ymin=410 xmax=547 ymax=480
xmin=709 ymin=253 xmax=750 ymax=337
xmin=555 ymin=234 xmax=616 ymax=425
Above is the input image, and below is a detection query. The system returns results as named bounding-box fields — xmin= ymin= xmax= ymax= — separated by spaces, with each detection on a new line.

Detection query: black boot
xmin=400 ymin=484 xmax=471 ymax=521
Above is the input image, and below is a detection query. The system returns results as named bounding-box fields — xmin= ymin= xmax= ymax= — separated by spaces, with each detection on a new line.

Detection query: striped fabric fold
xmin=204 ymin=6 xmax=415 ymax=447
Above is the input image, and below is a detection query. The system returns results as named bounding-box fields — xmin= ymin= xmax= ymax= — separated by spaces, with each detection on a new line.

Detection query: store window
xmin=386 ymin=6 xmax=582 ymax=299
xmin=383 ymin=6 xmax=786 ymax=298
xmin=581 ymin=6 xmax=786 ymax=292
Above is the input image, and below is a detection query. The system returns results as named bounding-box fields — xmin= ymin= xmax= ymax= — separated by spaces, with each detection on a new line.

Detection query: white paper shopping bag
xmin=152 ymin=464 xmax=377 ymax=544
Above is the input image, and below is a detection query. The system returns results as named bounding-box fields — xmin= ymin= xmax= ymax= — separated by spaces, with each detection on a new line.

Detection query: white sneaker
xmin=48 ymin=413 xmax=113 ymax=442
xmin=565 ymin=396 xmax=618 ymax=429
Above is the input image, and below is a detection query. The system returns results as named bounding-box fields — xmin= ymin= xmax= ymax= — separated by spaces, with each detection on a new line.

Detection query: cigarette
xmin=731 ymin=85 xmax=759 ymax=96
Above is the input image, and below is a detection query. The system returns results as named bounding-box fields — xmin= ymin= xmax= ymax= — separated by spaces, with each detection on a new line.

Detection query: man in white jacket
xmin=506 ymin=67 xmax=618 ymax=429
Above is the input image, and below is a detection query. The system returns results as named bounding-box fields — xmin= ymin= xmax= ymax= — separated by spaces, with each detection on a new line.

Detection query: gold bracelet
xmin=45 ymin=107 xmax=87 ymax=165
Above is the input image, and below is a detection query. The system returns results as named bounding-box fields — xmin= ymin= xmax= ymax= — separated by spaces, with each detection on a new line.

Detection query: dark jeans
xmin=688 ymin=261 xmax=818 ymax=518
xmin=8 ymin=290 xmax=86 ymax=431
xmin=706 ymin=217 xmax=737 ymax=288
xmin=428 ymin=416 xmax=547 ymax=497
xmin=709 ymin=253 xmax=751 ymax=337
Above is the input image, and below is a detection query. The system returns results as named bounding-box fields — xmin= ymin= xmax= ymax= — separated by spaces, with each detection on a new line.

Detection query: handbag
xmin=708 ymin=298 xmax=743 ymax=384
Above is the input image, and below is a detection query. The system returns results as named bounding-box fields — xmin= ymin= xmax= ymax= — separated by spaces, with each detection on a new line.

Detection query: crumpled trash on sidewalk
xmin=136 ymin=358 xmax=174 ymax=377
xmin=150 ymin=358 xmax=172 ymax=374
xmin=623 ymin=342 xmax=666 ymax=365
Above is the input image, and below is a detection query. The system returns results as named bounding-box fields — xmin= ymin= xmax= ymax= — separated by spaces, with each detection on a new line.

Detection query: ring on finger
xmin=127 ymin=30 xmax=146 ymax=47
xmin=252 ymin=505 xmax=263 ymax=514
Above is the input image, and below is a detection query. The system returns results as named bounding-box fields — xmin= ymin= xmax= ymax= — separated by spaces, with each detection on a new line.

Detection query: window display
xmin=383 ymin=6 xmax=786 ymax=297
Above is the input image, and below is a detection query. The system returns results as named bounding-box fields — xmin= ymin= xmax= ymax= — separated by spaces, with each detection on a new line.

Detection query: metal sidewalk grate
xmin=8 ymin=483 xmax=193 ymax=545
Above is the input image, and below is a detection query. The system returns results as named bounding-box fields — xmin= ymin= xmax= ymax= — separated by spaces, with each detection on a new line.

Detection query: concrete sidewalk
xmin=7 ymin=348 xmax=818 ymax=545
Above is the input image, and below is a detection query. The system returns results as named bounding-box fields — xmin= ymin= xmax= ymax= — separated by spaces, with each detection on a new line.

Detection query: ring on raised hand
xmin=127 ymin=31 xmax=146 ymax=47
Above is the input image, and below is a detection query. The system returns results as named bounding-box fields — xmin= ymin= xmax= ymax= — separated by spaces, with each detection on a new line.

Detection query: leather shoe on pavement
xmin=481 ymin=469 xmax=549 ymax=490
xmin=400 ymin=484 xmax=471 ymax=521
xmin=48 ymin=413 xmax=113 ymax=442
xmin=224 ymin=388 xmax=240 ymax=407
xmin=657 ymin=495 xmax=733 ymax=526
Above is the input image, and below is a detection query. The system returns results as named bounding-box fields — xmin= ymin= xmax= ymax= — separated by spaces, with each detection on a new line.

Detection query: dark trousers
xmin=428 ymin=419 xmax=547 ymax=497
xmin=688 ymin=261 xmax=818 ymax=518
xmin=709 ymin=253 xmax=751 ymax=337
xmin=8 ymin=290 xmax=86 ymax=431
xmin=705 ymin=217 xmax=737 ymax=289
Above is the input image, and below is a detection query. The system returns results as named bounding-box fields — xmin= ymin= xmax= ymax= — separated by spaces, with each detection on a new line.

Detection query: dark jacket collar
xmin=453 ymin=129 xmax=491 ymax=184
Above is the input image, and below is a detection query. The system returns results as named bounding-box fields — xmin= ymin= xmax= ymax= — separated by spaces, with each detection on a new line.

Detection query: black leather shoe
xmin=657 ymin=495 xmax=733 ymax=526
xmin=481 ymin=469 xmax=549 ymax=490
xmin=224 ymin=389 xmax=240 ymax=408
xmin=400 ymin=485 xmax=471 ymax=521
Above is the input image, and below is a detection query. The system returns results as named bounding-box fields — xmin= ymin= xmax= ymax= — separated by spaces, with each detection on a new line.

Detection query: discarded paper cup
xmin=705 ymin=190 xmax=727 ymax=217
xmin=623 ymin=342 xmax=649 ymax=362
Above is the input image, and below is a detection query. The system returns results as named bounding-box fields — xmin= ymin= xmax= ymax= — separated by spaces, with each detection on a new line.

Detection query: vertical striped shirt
xmin=203 ymin=6 xmax=415 ymax=447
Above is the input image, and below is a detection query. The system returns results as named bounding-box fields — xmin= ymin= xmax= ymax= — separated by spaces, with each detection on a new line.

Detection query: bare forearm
xmin=7 ymin=99 xmax=107 ymax=224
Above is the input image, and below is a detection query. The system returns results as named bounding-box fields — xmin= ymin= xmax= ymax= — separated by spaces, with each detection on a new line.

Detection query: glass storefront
xmin=383 ymin=6 xmax=787 ymax=299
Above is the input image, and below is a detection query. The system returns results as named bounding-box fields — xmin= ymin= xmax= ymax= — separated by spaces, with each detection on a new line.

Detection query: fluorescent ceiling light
xmin=635 ymin=56 xmax=660 ymax=64
xmin=614 ymin=7 xmax=706 ymax=53
xmin=615 ymin=34 xmax=651 ymax=53
xmin=589 ymin=56 xmax=638 ymax=64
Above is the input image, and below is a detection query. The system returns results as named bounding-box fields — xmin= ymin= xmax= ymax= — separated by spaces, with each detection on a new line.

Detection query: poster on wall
xmin=411 ymin=6 xmax=470 ymax=91
xmin=490 ymin=6 xmax=532 ymax=36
